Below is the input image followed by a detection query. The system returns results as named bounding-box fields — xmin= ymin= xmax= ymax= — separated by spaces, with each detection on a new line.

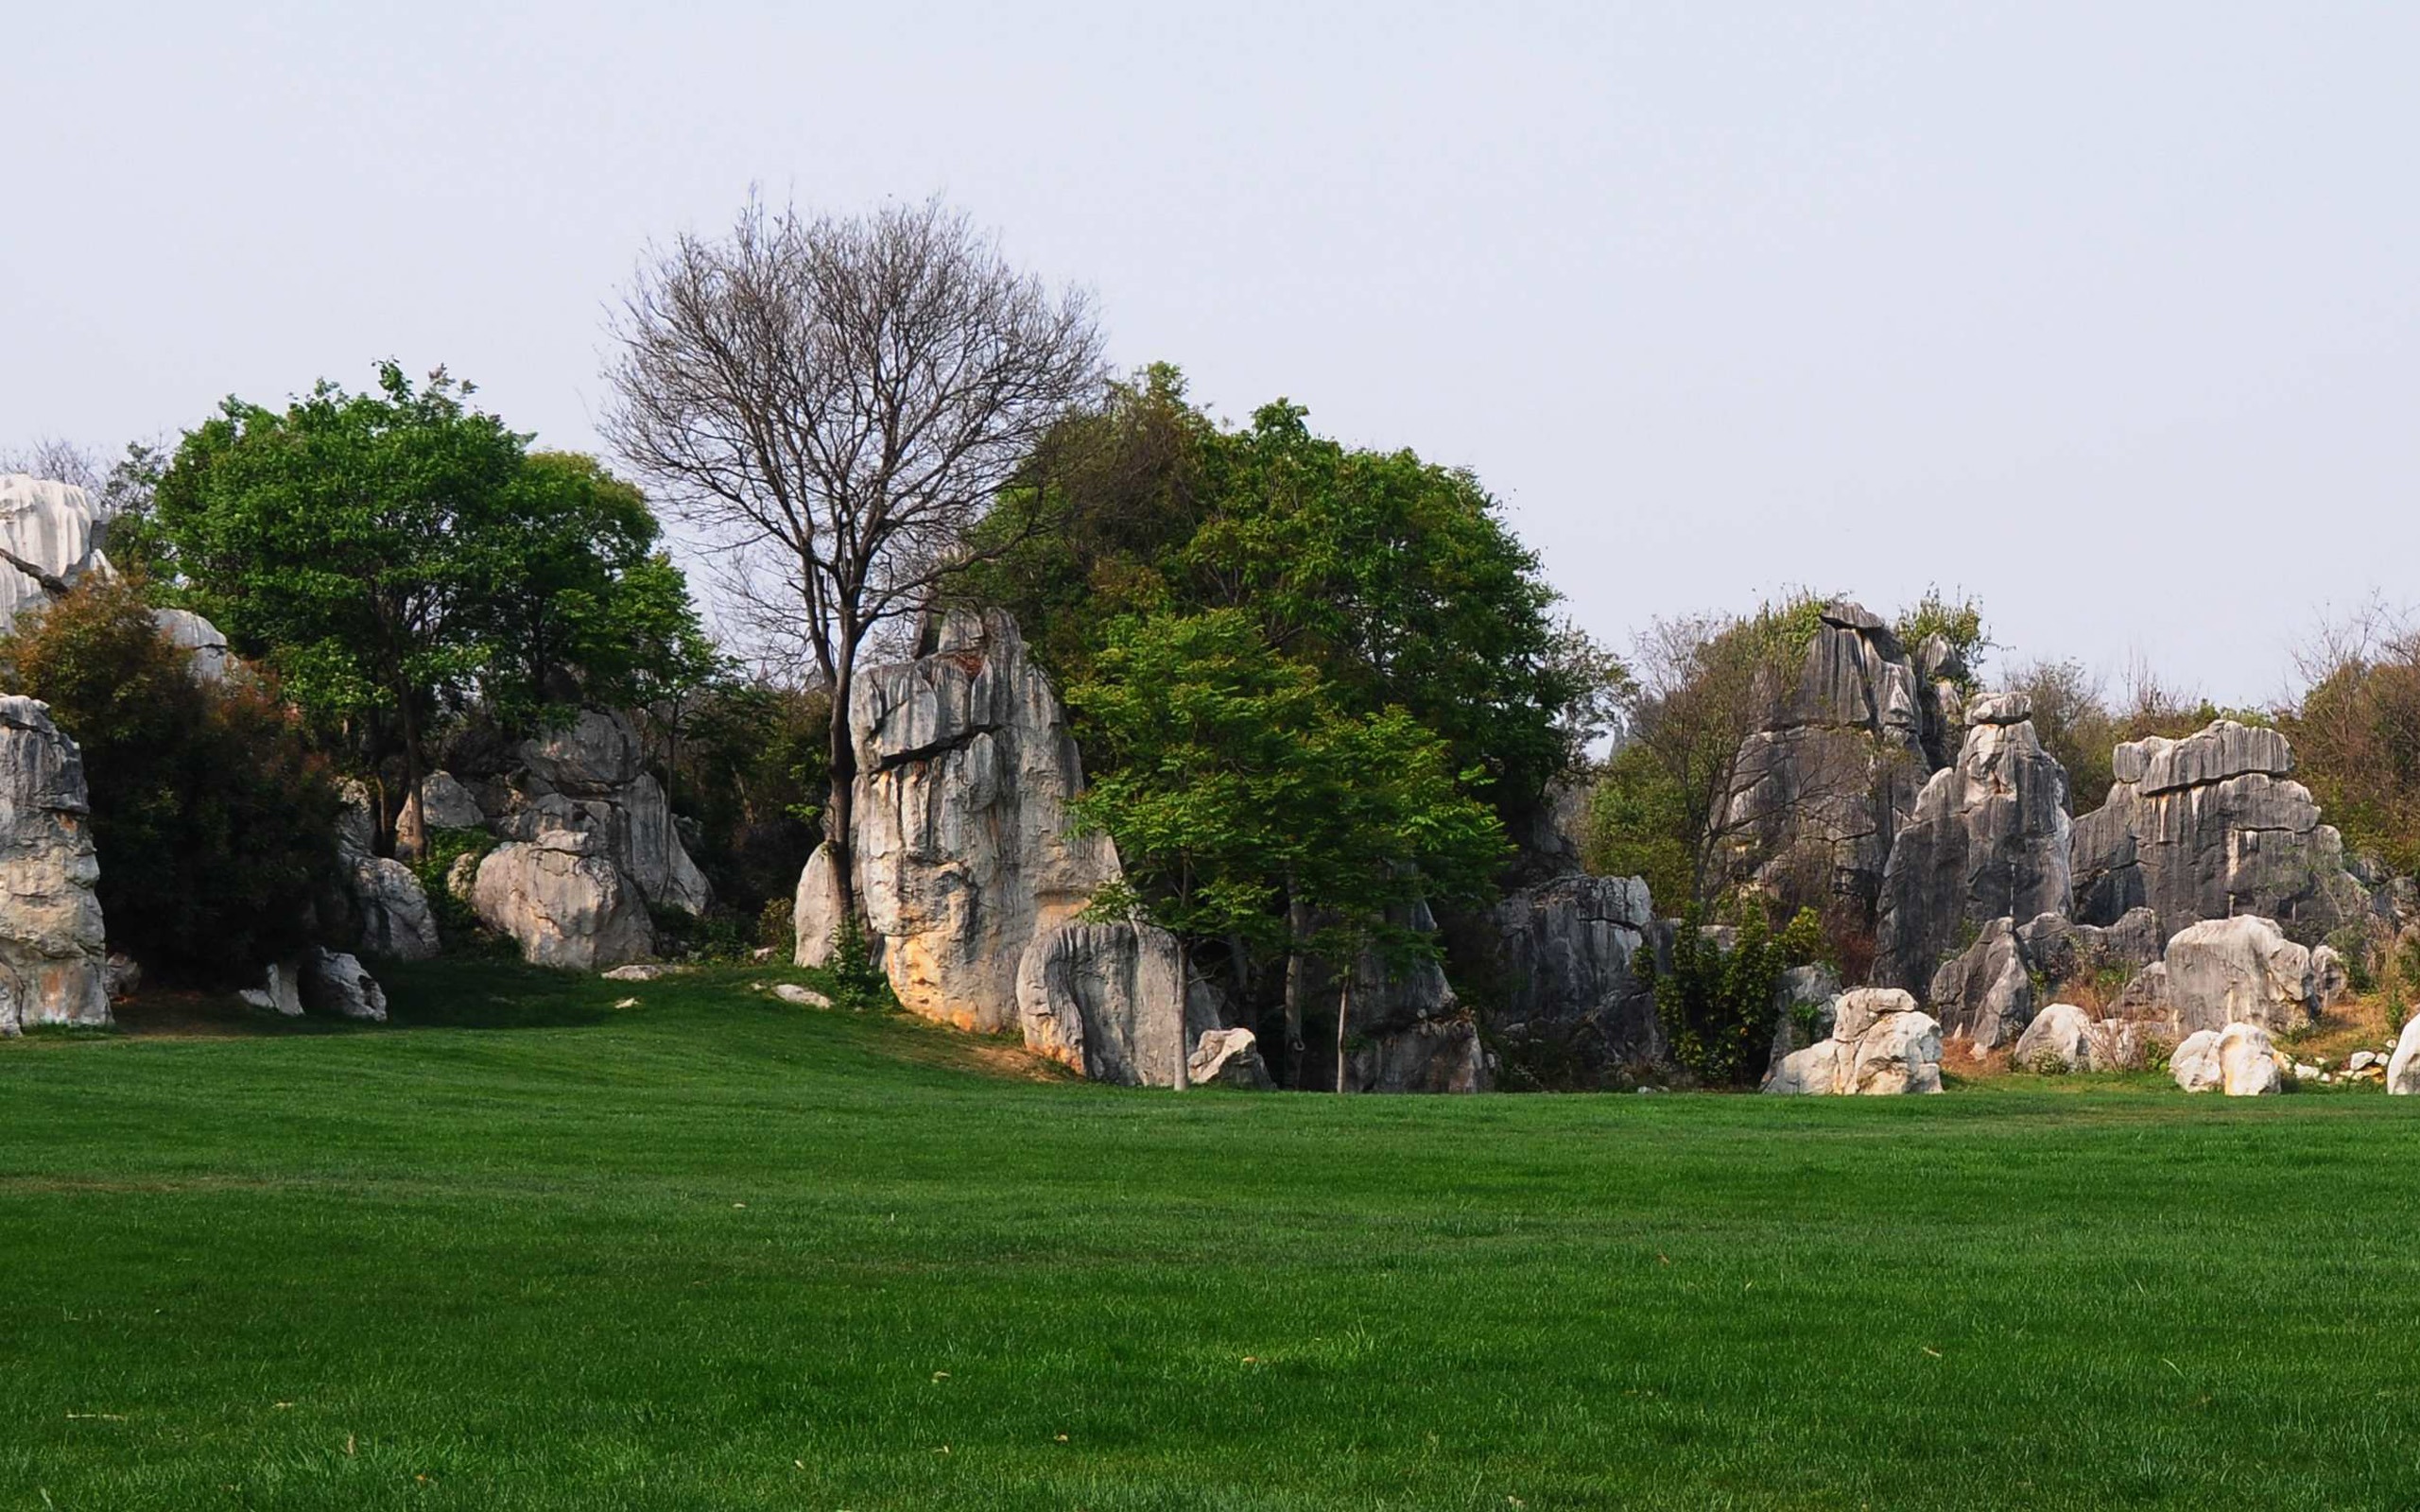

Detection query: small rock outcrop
xmin=1015 ymin=920 xmax=1225 ymax=1087
xmin=0 ymin=696 xmax=110 ymax=1036
xmin=2073 ymin=720 xmax=2367 ymax=941
xmin=2172 ymin=1022 xmax=2288 ymax=1095
xmin=1762 ymin=988 xmax=1944 ymax=1095
xmin=299 ymin=948 xmax=387 ymax=1022
xmin=150 ymin=608 xmax=233 ymax=682
xmin=2009 ymin=1001 xmax=2145 ymax=1073
xmin=797 ymin=610 xmax=1119 ymax=1035
xmin=2158 ymin=916 xmax=2317 ymax=1035
xmin=471 ymin=809 xmax=654 ymax=971
xmin=1925 ymin=908 xmax=2163 ymax=1050
xmin=1875 ymin=695 xmax=2072 ymax=994
xmin=1189 ymin=1027 xmax=1274 ymax=1088
xmin=509 ymin=712 xmax=710 ymax=916
xmin=331 ymin=782 xmax=440 ymax=962
xmin=1719 ymin=602 xmax=1941 ymax=907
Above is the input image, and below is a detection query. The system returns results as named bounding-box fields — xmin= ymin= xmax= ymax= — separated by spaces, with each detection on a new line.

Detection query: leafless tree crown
xmin=602 ymin=193 xmax=1105 ymax=684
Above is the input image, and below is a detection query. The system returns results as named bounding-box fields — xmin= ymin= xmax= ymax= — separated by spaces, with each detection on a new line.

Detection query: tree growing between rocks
xmin=141 ymin=365 xmax=708 ymax=851
xmin=604 ymin=194 xmax=1104 ymax=929
xmin=1069 ymin=610 xmax=1506 ymax=1090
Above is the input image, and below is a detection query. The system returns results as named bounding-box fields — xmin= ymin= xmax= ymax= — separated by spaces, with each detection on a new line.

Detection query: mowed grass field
xmin=6 ymin=964 xmax=2420 ymax=1510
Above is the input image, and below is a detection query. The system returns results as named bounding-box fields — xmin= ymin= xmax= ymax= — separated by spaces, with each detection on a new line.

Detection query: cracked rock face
xmin=1875 ymin=700 xmax=2072 ymax=994
xmin=1488 ymin=873 xmax=1659 ymax=1076
xmin=0 ymin=696 xmax=110 ymax=1036
xmin=802 ymin=610 xmax=1120 ymax=1034
xmin=1719 ymin=601 xmax=1945 ymax=910
xmin=0 ymin=474 xmax=110 ymax=636
xmin=514 ymin=711 xmax=711 ymax=917
xmin=1016 ymin=920 xmax=1226 ymax=1087
xmin=2159 ymin=915 xmax=2316 ymax=1036
xmin=2072 ymin=720 xmax=2366 ymax=941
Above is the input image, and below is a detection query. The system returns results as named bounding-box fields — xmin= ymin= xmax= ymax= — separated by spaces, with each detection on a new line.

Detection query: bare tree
xmin=603 ymin=194 xmax=1105 ymax=923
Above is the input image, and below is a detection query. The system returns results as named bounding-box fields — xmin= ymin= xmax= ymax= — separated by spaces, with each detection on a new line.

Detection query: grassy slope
xmin=5 ymin=963 xmax=2420 ymax=1511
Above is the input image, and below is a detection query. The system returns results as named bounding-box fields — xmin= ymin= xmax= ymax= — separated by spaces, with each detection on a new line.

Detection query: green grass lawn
xmin=6 ymin=962 xmax=2419 ymax=1511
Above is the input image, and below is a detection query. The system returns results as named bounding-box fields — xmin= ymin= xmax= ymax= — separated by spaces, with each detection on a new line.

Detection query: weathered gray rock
xmin=1913 ymin=632 xmax=1969 ymax=768
xmin=1927 ymin=918 xmax=2033 ymax=1049
xmin=801 ymin=611 xmax=1119 ymax=1034
xmin=239 ymin=959 xmax=303 ymax=1017
xmin=471 ymin=808 xmax=653 ymax=970
xmin=2073 ymin=720 xmax=2368 ymax=940
xmin=150 ymin=608 xmax=233 ymax=682
xmin=2012 ymin=1002 xmax=2096 ymax=1073
xmin=2311 ymin=944 xmax=2354 ymax=1008
xmin=771 ymin=982 xmax=833 ymax=1009
xmin=1763 ymin=962 xmax=1847 ymax=1081
xmin=2014 ymin=908 xmax=2164 ymax=987
xmin=1876 ymin=704 xmax=2071 ymax=993
xmin=2161 ymin=916 xmax=2316 ymax=1035
xmin=1763 ymin=988 xmax=1943 ymax=1095
xmin=2389 ymin=1015 xmax=2420 ymax=1095
xmin=600 ymin=963 xmax=669 ymax=982
xmin=790 ymin=844 xmax=844 ymax=968
xmin=1015 ymin=919 xmax=1224 ymax=1087
xmin=102 ymin=952 xmax=140 ymax=1001
xmin=0 ymin=696 xmax=109 ymax=1036
xmin=1488 ymin=873 xmax=1659 ymax=1077
xmin=299 ymin=948 xmax=387 ymax=1022
xmin=330 ymin=781 xmax=440 ymax=961
xmin=1719 ymin=601 xmax=1940 ymax=907
xmin=515 ymin=711 xmax=710 ymax=917
xmin=1189 ymin=1027 xmax=1274 ymax=1088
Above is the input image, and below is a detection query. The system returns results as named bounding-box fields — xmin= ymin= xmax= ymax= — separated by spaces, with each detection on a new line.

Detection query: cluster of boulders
xmin=1762 ymin=988 xmax=1945 ymax=1095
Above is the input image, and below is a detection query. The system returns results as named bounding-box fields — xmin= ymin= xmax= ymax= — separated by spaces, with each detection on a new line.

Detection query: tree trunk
xmin=1171 ymin=935 xmax=1192 ymax=1091
xmin=398 ymin=687 xmax=425 ymax=865
xmin=1282 ymin=891 xmax=1309 ymax=1089
xmin=825 ymin=641 xmax=861 ymax=931
xmin=1334 ymin=969 xmax=1354 ymax=1095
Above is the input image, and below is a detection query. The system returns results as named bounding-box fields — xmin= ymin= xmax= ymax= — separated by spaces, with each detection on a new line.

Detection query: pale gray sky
xmin=8 ymin=3 xmax=2415 ymax=701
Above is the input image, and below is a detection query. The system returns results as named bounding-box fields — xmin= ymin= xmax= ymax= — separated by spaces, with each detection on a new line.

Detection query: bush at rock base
xmin=0 ymin=576 xmax=341 ymax=986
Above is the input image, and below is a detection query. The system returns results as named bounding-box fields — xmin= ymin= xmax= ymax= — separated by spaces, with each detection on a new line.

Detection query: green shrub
xmin=410 ymin=825 xmax=495 ymax=948
xmin=804 ymin=919 xmax=900 ymax=1014
xmin=1642 ymin=904 xmax=1799 ymax=1088
xmin=0 ymin=576 xmax=340 ymax=985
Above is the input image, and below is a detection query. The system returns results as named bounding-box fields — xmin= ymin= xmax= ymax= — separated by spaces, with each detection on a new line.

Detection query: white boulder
xmin=299 ymin=948 xmax=387 ymax=1022
xmin=472 ymin=834 xmax=652 ymax=971
xmin=2174 ymin=1022 xmax=2288 ymax=1095
xmin=2160 ymin=916 xmax=2317 ymax=1035
xmin=1763 ymin=988 xmax=1944 ymax=1095
xmin=1015 ymin=919 xmax=1223 ymax=1087
xmin=1189 ymin=1027 xmax=1274 ymax=1089
xmin=2389 ymin=1016 xmax=2420 ymax=1095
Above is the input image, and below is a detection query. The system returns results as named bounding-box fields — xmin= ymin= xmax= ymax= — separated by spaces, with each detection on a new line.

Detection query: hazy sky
xmin=8 ymin=3 xmax=2416 ymax=701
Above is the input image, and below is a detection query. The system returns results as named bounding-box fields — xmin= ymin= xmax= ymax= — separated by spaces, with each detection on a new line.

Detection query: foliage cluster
xmin=1638 ymin=902 xmax=1826 ymax=1089
xmin=0 ymin=576 xmax=341 ymax=984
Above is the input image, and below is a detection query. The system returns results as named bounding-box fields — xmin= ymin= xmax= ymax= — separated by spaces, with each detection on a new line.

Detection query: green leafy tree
xmin=147 ymin=365 xmax=710 ymax=847
xmin=0 ymin=576 xmax=341 ymax=984
xmin=1070 ymin=610 xmax=1506 ymax=1089
xmin=1639 ymin=903 xmax=1824 ymax=1089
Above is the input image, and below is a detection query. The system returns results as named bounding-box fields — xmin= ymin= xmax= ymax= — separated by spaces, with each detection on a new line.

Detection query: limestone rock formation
xmin=0 ymin=696 xmax=110 ymax=1036
xmin=1875 ymin=695 xmax=2072 ymax=993
xmin=1189 ymin=1027 xmax=1274 ymax=1089
xmin=150 ymin=608 xmax=233 ymax=682
xmin=299 ymin=948 xmax=387 ymax=1022
xmin=240 ymin=959 xmax=303 ymax=1017
xmin=0 ymin=474 xmax=110 ymax=635
xmin=1762 ymin=987 xmax=1944 ymax=1095
xmin=471 ymin=800 xmax=653 ymax=970
xmin=2388 ymin=1015 xmax=2420 ymax=1095
xmin=1015 ymin=920 xmax=1225 ymax=1087
xmin=1719 ymin=602 xmax=1942 ymax=908
xmin=2172 ymin=1022 xmax=2287 ymax=1095
xmin=2008 ymin=1002 xmax=2144 ymax=1073
xmin=790 ymin=845 xmax=844 ymax=968
xmin=2073 ymin=720 xmax=2367 ymax=940
xmin=2310 ymin=944 xmax=2353 ymax=1008
xmin=2159 ymin=916 xmax=2316 ymax=1035
xmin=1488 ymin=873 xmax=1659 ymax=1077
xmin=512 ymin=712 xmax=710 ymax=916
xmin=331 ymin=782 xmax=440 ymax=962
xmin=797 ymin=610 xmax=1119 ymax=1035
xmin=1926 ymin=918 xmax=2033 ymax=1049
